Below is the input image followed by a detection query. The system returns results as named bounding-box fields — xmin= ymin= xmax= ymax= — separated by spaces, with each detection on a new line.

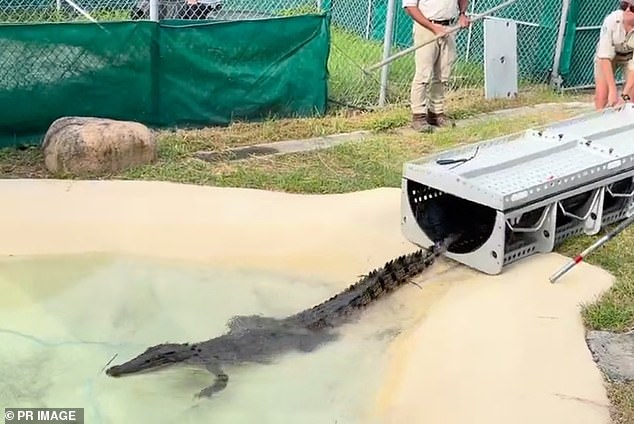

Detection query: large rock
xmin=586 ymin=329 xmax=634 ymax=382
xmin=42 ymin=116 xmax=157 ymax=176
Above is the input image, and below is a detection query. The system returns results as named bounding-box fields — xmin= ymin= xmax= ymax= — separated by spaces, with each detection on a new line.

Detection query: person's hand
xmin=458 ymin=13 xmax=470 ymax=28
xmin=607 ymin=89 xmax=621 ymax=107
xmin=606 ymin=90 xmax=618 ymax=107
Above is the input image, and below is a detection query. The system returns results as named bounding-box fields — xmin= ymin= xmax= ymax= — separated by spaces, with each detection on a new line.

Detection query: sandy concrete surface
xmin=0 ymin=179 xmax=417 ymax=282
xmin=0 ymin=179 xmax=615 ymax=423
xmin=375 ymin=253 xmax=615 ymax=424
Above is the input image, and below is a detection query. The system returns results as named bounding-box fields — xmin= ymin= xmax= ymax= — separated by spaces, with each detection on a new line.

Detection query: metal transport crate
xmin=401 ymin=104 xmax=634 ymax=274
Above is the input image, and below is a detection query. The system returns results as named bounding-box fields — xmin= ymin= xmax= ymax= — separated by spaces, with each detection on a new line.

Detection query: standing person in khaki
xmin=594 ymin=0 xmax=634 ymax=110
xmin=403 ymin=0 xmax=470 ymax=132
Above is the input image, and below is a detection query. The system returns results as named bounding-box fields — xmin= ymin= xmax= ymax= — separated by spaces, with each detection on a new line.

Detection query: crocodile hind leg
xmin=195 ymin=362 xmax=229 ymax=399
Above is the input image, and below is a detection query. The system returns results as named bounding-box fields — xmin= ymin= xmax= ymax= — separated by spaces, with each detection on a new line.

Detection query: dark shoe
xmin=427 ymin=112 xmax=455 ymax=128
xmin=411 ymin=113 xmax=434 ymax=133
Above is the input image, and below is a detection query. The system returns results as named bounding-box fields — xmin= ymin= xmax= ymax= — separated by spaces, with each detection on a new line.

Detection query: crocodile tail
xmin=328 ymin=247 xmax=440 ymax=318
xmin=296 ymin=235 xmax=455 ymax=330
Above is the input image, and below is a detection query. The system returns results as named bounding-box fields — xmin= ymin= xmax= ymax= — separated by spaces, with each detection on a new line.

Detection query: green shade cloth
xmin=0 ymin=14 xmax=330 ymax=147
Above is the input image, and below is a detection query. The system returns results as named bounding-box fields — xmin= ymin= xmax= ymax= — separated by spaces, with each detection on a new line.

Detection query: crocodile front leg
xmin=195 ymin=362 xmax=229 ymax=399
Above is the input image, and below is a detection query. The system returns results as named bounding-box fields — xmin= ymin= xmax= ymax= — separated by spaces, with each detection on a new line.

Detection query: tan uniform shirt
xmin=402 ymin=0 xmax=459 ymax=21
xmin=596 ymin=10 xmax=634 ymax=64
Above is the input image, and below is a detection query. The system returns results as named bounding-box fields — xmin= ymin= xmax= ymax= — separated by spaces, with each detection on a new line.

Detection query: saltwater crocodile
xmin=105 ymin=236 xmax=455 ymax=398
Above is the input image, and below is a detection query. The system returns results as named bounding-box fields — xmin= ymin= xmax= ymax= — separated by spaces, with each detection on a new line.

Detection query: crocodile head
xmin=106 ymin=342 xmax=195 ymax=377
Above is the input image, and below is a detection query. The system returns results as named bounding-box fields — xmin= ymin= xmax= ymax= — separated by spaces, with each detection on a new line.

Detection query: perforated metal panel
xmin=483 ymin=17 xmax=518 ymax=100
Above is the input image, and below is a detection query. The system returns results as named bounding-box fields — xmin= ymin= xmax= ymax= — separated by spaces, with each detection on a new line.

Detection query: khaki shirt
xmin=596 ymin=10 xmax=634 ymax=63
xmin=402 ymin=0 xmax=459 ymax=21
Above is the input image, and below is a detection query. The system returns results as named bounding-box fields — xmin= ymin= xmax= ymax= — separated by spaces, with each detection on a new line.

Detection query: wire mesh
xmin=0 ymin=0 xmax=617 ymax=111
xmin=558 ymin=1 xmax=624 ymax=89
xmin=0 ymin=0 xmax=325 ymax=122
xmin=0 ymin=0 xmax=322 ymax=23
xmin=325 ymin=0 xmax=384 ymax=107
xmin=328 ymin=0 xmax=565 ymax=108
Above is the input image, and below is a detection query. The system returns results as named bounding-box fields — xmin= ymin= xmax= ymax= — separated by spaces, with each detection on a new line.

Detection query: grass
xmin=328 ymin=25 xmax=492 ymax=106
xmin=149 ymin=86 xmax=591 ymax=155
xmin=609 ymin=383 xmax=634 ymax=424
xmin=0 ymin=7 xmax=131 ymax=23
xmin=1 ymin=86 xmax=588 ymax=179
xmin=557 ymin=229 xmax=634 ymax=334
xmin=142 ymin=110 xmax=581 ymax=192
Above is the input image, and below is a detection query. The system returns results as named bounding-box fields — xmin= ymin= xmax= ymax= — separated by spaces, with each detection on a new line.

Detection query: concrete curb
xmin=195 ymin=130 xmax=372 ymax=163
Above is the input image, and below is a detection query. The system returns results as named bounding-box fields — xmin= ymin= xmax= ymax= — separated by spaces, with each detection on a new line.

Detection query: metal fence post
xmin=550 ymin=0 xmax=571 ymax=89
xmin=465 ymin=0 xmax=477 ymax=60
xmin=150 ymin=0 xmax=159 ymax=21
xmin=365 ymin=0 xmax=373 ymax=39
xmin=149 ymin=0 xmax=160 ymax=122
xmin=379 ymin=0 xmax=396 ymax=107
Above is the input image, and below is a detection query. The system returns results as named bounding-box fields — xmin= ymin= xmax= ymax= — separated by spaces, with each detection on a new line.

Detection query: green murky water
xmin=0 ymin=253 xmax=412 ymax=423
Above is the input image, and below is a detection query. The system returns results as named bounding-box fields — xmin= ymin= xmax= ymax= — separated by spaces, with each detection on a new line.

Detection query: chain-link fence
xmin=0 ymin=0 xmax=620 ymax=112
xmin=326 ymin=0 xmax=566 ymax=107
xmin=552 ymin=0 xmax=623 ymax=90
xmin=0 ymin=0 xmax=322 ymax=22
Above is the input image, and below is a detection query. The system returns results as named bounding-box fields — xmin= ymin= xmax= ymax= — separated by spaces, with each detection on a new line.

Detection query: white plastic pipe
xmin=378 ymin=0 xmax=396 ymax=106
xmin=150 ymin=0 xmax=159 ymax=21
xmin=464 ymin=0 xmax=476 ymax=60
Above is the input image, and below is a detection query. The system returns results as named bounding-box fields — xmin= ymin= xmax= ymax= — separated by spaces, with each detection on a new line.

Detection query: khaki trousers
xmin=410 ymin=23 xmax=457 ymax=115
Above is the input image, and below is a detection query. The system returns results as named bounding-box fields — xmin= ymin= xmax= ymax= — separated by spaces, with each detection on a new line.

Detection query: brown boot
xmin=427 ymin=112 xmax=455 ymax=128
xmin=411 ymin=113 xmax=434 ymax=133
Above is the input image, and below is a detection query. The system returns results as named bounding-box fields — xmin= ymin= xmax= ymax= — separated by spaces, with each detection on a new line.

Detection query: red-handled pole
xmin=549 ymin=212 xmax=634 ymax=283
